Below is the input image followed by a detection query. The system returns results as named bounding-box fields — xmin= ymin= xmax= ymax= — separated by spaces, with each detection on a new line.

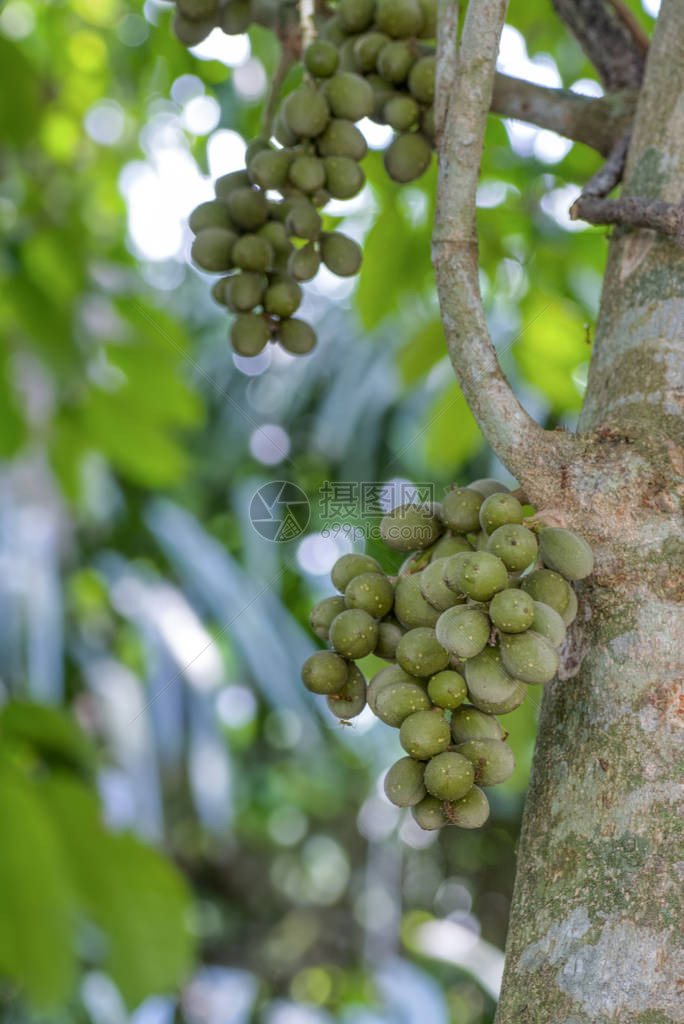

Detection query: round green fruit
xmin=288 ymin=243 xmax=321 ymax=282
xmin=562 ymin=585 xmax=578 ymax=626
xmin=468 ymin=478 xmax=510 ymax=498
xmin=444 ymin=785 xmax=490 ymax=828
xmin=380 ymin=503 xmax=443 ymax=552
xmin=286 ymin=203 xmax=322 ymax=241
xmin=231 ymin=234 xmax=273 ymax=273
xmin=376 ymin=39 xmax=414 ymax=83
xmin=455 ymin=738 xmax=515 ymax=786
xmin=282 ymin=86 xmax=330 ymax=137
xmin=424 ymin=751 xmax=474 ymax=801
xmin=486 ymin=523 xmax=538 ymax=572
xmin=479 ymin=492 xmax=524 ymax=534
xmin=323 ymin=156 xmax=365 ymax=199
xmin=531 ymin=601 xmax=566 ymax=648
xmin=189 ymin=200 xmax=234 ymax=234
xmin=173 ymin=11 xmax=215 ymax=45
xmin=226 ymin=271 xmax=267 ymax=312
xmin=331 ymin=553 xmax=383 ymax=593
xmin=393 ymin=573 xmax=441 ymax=629
xmin=538 ymin=527 xmax=594 ymax=581
xmin=338 ymin=0 xmax=376 ymax=32
xmin=226 ymin=187 xmax=269 ymax=230
xmin=345 ymin=572 xmax=395 ymax=618
xmin=488 ymin=588 xmax=535 ymax=633
xmin=316 ymin=118 xmax=368 ymax=160
xmin=521 ymin=568 xmax=571 ymax=616
xmin=384 ymin=132 xmax=432 ymax=183
xmin=289 ymin=155 xmax=326 ymax=193
xmin=408 ymin=54 xmax=435 ymax=102
xmin=258 ymin=219 xmax=292 ymax=252
xmin=230 ymin=313 xmax=271 ymax=356
xmin=301 ymin=649 xmax=348 ymax=695
xmin=368 ymin=664 xmax=418 ymax=711
xmin=427 ymin=669 xmax=467 ymax=710
xmin=320 ymin=232 xmax=363 ymax=276
xmin=310 ymin=595 xmax=347 ymax=640
xmin=248 ymin=148 xmax=292 ymax=190
xmin=305 ymin=39 xmax=340 ymax=77
xmin=375 ymin=0 xmax=425 ymax=37
xmin=191 ymin=227 xmax=236 ymax=271
xmin=278 ymin=317 xmax=317 ymax=355
xmin=396 ymin=627 xmax=449 ymax=677
xmin=431 ymin=534 xmax=473 ymax=560
xmin=500 ymin=630 xmax=560 ymax=685
xmin=323 ymin=72 xmax=374 ymax=121
xmin=374 ymin=680 xmax=431 ymax=726
xmin=442 ymin=487 xmax=484 ymax=534
xmin=450 ymin=705 xmax=504 ymax=743
xmin=458 ymin=551 xmax=508 ymax=602
xmin=214 ymin=169 xmax=251 ymax=200
xmin=329 ymin=608 xmax=379 ymax=659
xmin=327 ymin=662 xmax=367 ymax=719
xmin=383 ymin=95 xmax=420 ymax=130
xmin=412 ymin=795 xmax=447 ymax=830
xmin=420 ymin=557 xmax=464 ymax=611
xmin=384 ymin=756 xmax=426 ymax=807
xmin=400 ymin=709 xmax=451 ymax=760
xmin=264 ymin=276 xmax=302 ymax=317
xmin=221 ymin=0 xmax=251 ymax=34
xmin=353 ymin=31 xmax=390 ymax=72
xmin=464 ymin=647 xmax=526 ymax=714
xmin=435 ymin=607 xmax=490 ymax=660
xmin=375 ymin=620 xmax=404 ymax=661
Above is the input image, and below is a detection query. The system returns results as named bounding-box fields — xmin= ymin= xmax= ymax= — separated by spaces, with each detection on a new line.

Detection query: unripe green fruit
xmin=464 ymin=646 xmax=526 ymax=714
xmin=278 ymin=317 xmax=317 ymax=355
xmin=384 ymin=132 xmax=432 ymax=183
xmin=420 ymin=557 xmax=465 ymax=611
xmin=384 ymin=756 xmax=426 ymax=807
xmin=421 ymin=104 xmax=435 ymax=141
xmin=329 ymin=608 xmax=378 ymax=659
xmin=245 ymin=138 xmax=271 ymax=163
xmin=500 ymin=630 xmax=560 ymax=685
xmin=231 ymin=234 xmax=273 ymax=272
xmin=264 ymin=275 xmax=302 ymax=317
xmin=479 ymin=492 xmax=524 ymax=534
xmin=191 ymin=227 xmax=236 ymax=271
xmin=396 ymin=627 xmax=449 ymax=677
xmin=327 ymin=662 xmax=367 ymax=719
xmin=214 ymin=169 xmax=251 ymax=200
xmin=274 ymin=112 xmax=299 ymax=148
xmin=383 ymin=94 xmax=420 ymax=131
xmin=320 ymin=232 xmax=363 ymax=276
xmin=455 ymin=738 xmax=515 ymax=786
xmin=226 ymin=187 xmax=269 ymax=230
xmin=380 ymin=503 xmax=443 ymax=552
xmin=173 ymin=11 xmax=215 ymax=46
xmin=305 ymin=39 xmax=340 ymax=77
xmin=367 ymin=74 xmax=396 ymax=121
xmin=458 ymin=551 xmax=508 ymax=602
xmin=337 ymin=36 xmax=358 ymax=73
xmin=531 ymin=601 xmax=566 ymax=648
xmin=442 ymin=551 xmax=471 ymax=593
xmin=521 ymin=568 xmax=570 ymax=616
xmin=394 ymin=573 xmax=441 ymax=629
xmin=469 ymin=478 xmax=510 ymax=498
xmin=375 ymin=680 xmax=431 ymax=726
xmin=286 ymin=203 xmax=322 ymax=241
xmin=226 ymin=271 xmax=267 ymax=312
xmin=427 ymin=669 xmax=467 ymax=710
xmin=338 ymin=0 xmax=376 ymax=31
xmin=488 ymin=588 xmax=535 ymax=633
xmin=230 ymin=313 xmax=271 ymax=356
xmin=424 ymin=751 xmax=474 ymax=801
xmin=323 ymin=15 xmax=347 ymax=45
xmin=538 ymin=527 xmax=594 ymax=581
xmin=345 ymin=572 xmax=395 ymax=617
xmin=408 ymin=54 xmax=435 ymax=102
xmin=248 ymin=148 xmax=293 ymax=190
xmin=412 ymin=795 xmax=447 ymax=830
xmin=323 ymin=72 xmax=374 ymax=121
xmin=283 ymin=86 xmax=330 ymax=137
xmin=473 ymin=531 xmax=490 ymax=551
xmin=444 ymin=785 xmax=490 ymax=828
xmin=368 ymin=664 xmax=418 ymax=711
xmin=331 ymin=553 xmax=383 ymax=593
xmin=288 ymin=243 xmax=321 ymax=282
xmin=431 ymin=534 xmax=473 ymax=560
xmin=289 ymin=155 xmax=326 ymax=193
xmin=354 ymin=31 xmax=390 ymax=73
xmin=323 ymin=156 xmax=365 ymax=199
xmin=189 ymin=200 xmax=234 ymax=234
xmin=220 ymin=0 xmax=251 ymax=34
xmin=250 ymin=0 xmax=281 ymax=28
xmin=442 ymin=487 xmax=484 ymax=534
xmin=301 ymin=649 xmax=349 ymax=695
xmin=375 ymin=620 xmax=405 ymax=661
xmin=310 ymin=187 xmax=331 ymax=209
xmin=486 ymin=523 xmax=538 ymax=572
xmin=450 ymin=705 xmax=504 ymax=743
xmin=417 ymin=0 xmax=437 ymax=35
xmin=435 ymin=607 xmax=490 ymax=660
xmin=177 ymin=0 xmax=216 ymax=18
xmin=211 ymin=277 xmax=230 ymax=305
xmin=310 ymin=595 xmax=347 ymax=640
xmin=376 ymin=0 xmax=425 ymax=38
xmin=316 ymin=118 xmax=368 ymax=160
xmin=376 ymin=40 xmax=414 ymax=83
xmin=400 ymin=709 xmax=451 ymax=760
xmin=561 ymin=585 xmax=578 ymax=626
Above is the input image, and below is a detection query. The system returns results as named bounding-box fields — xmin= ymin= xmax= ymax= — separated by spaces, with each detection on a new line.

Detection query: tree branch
xmin=551 ymin=0 xmax=646 ymax=90
xmin=490 ymin=74 xmax=636 ymax=156
xmin=432 ymin=0 xmax=579 ymax=493
xmin=571 ymin=196 xmax=684 ymax=246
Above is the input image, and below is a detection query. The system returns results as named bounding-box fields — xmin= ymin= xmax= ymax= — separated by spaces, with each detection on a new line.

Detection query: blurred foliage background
xmin=0 ymin=0 xmax=658 ymax=1021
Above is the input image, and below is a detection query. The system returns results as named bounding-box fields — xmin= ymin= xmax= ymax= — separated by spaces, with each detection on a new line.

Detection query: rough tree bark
xmin=432 ymin=1 xmax=683 ymax=1020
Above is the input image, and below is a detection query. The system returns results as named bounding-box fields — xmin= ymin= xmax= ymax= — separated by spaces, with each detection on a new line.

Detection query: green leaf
xmin=0 ymin=766 xmax=77 ymax=1008
xmin=515 ymin=293 xmax=588 ymax=411
xmin=397 ymin=317 xmax=447 ymax=384
xmin=424 ymin=381 xmax=484 ymax=470
xmin=0 ymin=702 xmax=96 ymax=778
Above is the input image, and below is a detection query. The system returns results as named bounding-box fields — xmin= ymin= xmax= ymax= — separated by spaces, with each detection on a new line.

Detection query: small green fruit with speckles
xmin=327 ymin=663 xmax=367 ymax=719
xmin=368 ymin=664 xmax=418 ymax=711
xmin=521 ymin=569 xmax=570 ymax=616
xmin=301 ymin=650 xmax=349 ymax=695
xmin=479 ymin=492 xmax=524 ymax=533
xmin=400 ymin=709 xmax=451 ymax=760
xmin=320 ymin=232 xmax=363 ymax=275
xmin=500 ymin=630 xmax=560 ymax=684
xmin=458 ymin=551 xmax=508 ymax=602
xmin=393 ymin=573 xmax=441 ymax=629
xmin=316 ymin=118 xmax=368 ymax=160
xmin=431 ymin=534 xmax=473 ymax=560
xmin=331 ymin=553 xmax=383 ymax=593
xmin=435 ymin=607 xmax=490 ymax=660
xmin=380 ymin=503 xmax=444 ymax=552
xmin=396 ymin=627 xmax=449 ymax=678
xmin=345 ymin=572 xmax=395 ymax=618
xmin=323 ymin=72 xmax=374 ymax=121
xmin=442 ymin=487 xmax=484 ymax=534
xmin=375 ymin=620 xmax=405 ymax=661
xmin=420 ymin=557 xmax=465 ymax=611
xmin=456 ymin=738 xmax=515 ymax=786
xmin=384 ymin=132 xmax=432 ymax=183
xmin=283 ymin=86 xmax=330 ymax=137
xmin=230 ymin=313 xmax=271 ymax=356
xmin=412 ymin=794 xmax=447 ymax=830
xmin=323 ymin=156 xmax=365 ymax=199
xmin=310 ymin=595 xmax=347 ymax=640
xmin=469 ymin=478 xmax=509 ymax=498
xmin=375 ymin=680 xmax=432 ymax=726
xmin=376 ymin=0 xmax=425 ymax=37
xmin=329 ymin=608 xmax=378 ymax=659
xmin=488 ymin=588 xmax=535 ymax=633
xmin=424 ymin=751 xmax=474 ymax=801
xmin=427 ymin=669 xmax=467 ymax=710
xmin=444 ymin=785 xmax=490 ymax=828
xmin=305 ymin=39 xmax=340 ymax=77
xmin=384 ymin=756 xmax=426 ymax=807
xmin=464 ymin=647 xmax=527 ymax=714
xmin=451 ymin=705 xmax=504 ymax=743
xmin=487 ymin=523 xmax=538 ymax=572
xmin=531 ymin=601 xmax=567 ymax=648
xmin=538 ymin=527 xmax=594 ymax=580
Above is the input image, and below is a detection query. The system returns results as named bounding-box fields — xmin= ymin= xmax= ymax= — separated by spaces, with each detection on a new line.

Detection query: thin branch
xmin=605 ymin=0 xmax=650 ymax=55
xmin=551 ymin=0 xmax=646 ymax=90
xmin=298 ymin=0 xmax=316 ymax=50
xmin=578 ymin=131 xmax=631 ymax=199
xmin=571 ymin=196 xmax=684 ymax=247
xmin=491 ymin=75 xmax=636 ymax=156
xmin=261 ymin=46 xmax=295 ymax=138
xmin=432 ymin=0 xmax=579 ymax=490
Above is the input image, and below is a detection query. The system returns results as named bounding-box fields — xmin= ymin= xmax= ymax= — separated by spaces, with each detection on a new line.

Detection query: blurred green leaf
xmin=424 ymin=381 xmax=484 ymax=469
xmin=0 ymin=703 xmax=96 ymax=777
xmin=515 ymin=293 xmax=588 ymax=410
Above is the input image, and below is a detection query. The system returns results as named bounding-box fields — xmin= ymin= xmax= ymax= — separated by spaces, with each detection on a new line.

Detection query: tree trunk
xmin=495 ymin=2 xmax=684 ymax=1021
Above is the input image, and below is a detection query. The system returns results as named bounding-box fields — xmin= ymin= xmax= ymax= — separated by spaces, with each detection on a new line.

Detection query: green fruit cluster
xmin=302 ymin=478 xmax=593 ymax=832
xmin=178 ymin=0 xmax=443 ymax=359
